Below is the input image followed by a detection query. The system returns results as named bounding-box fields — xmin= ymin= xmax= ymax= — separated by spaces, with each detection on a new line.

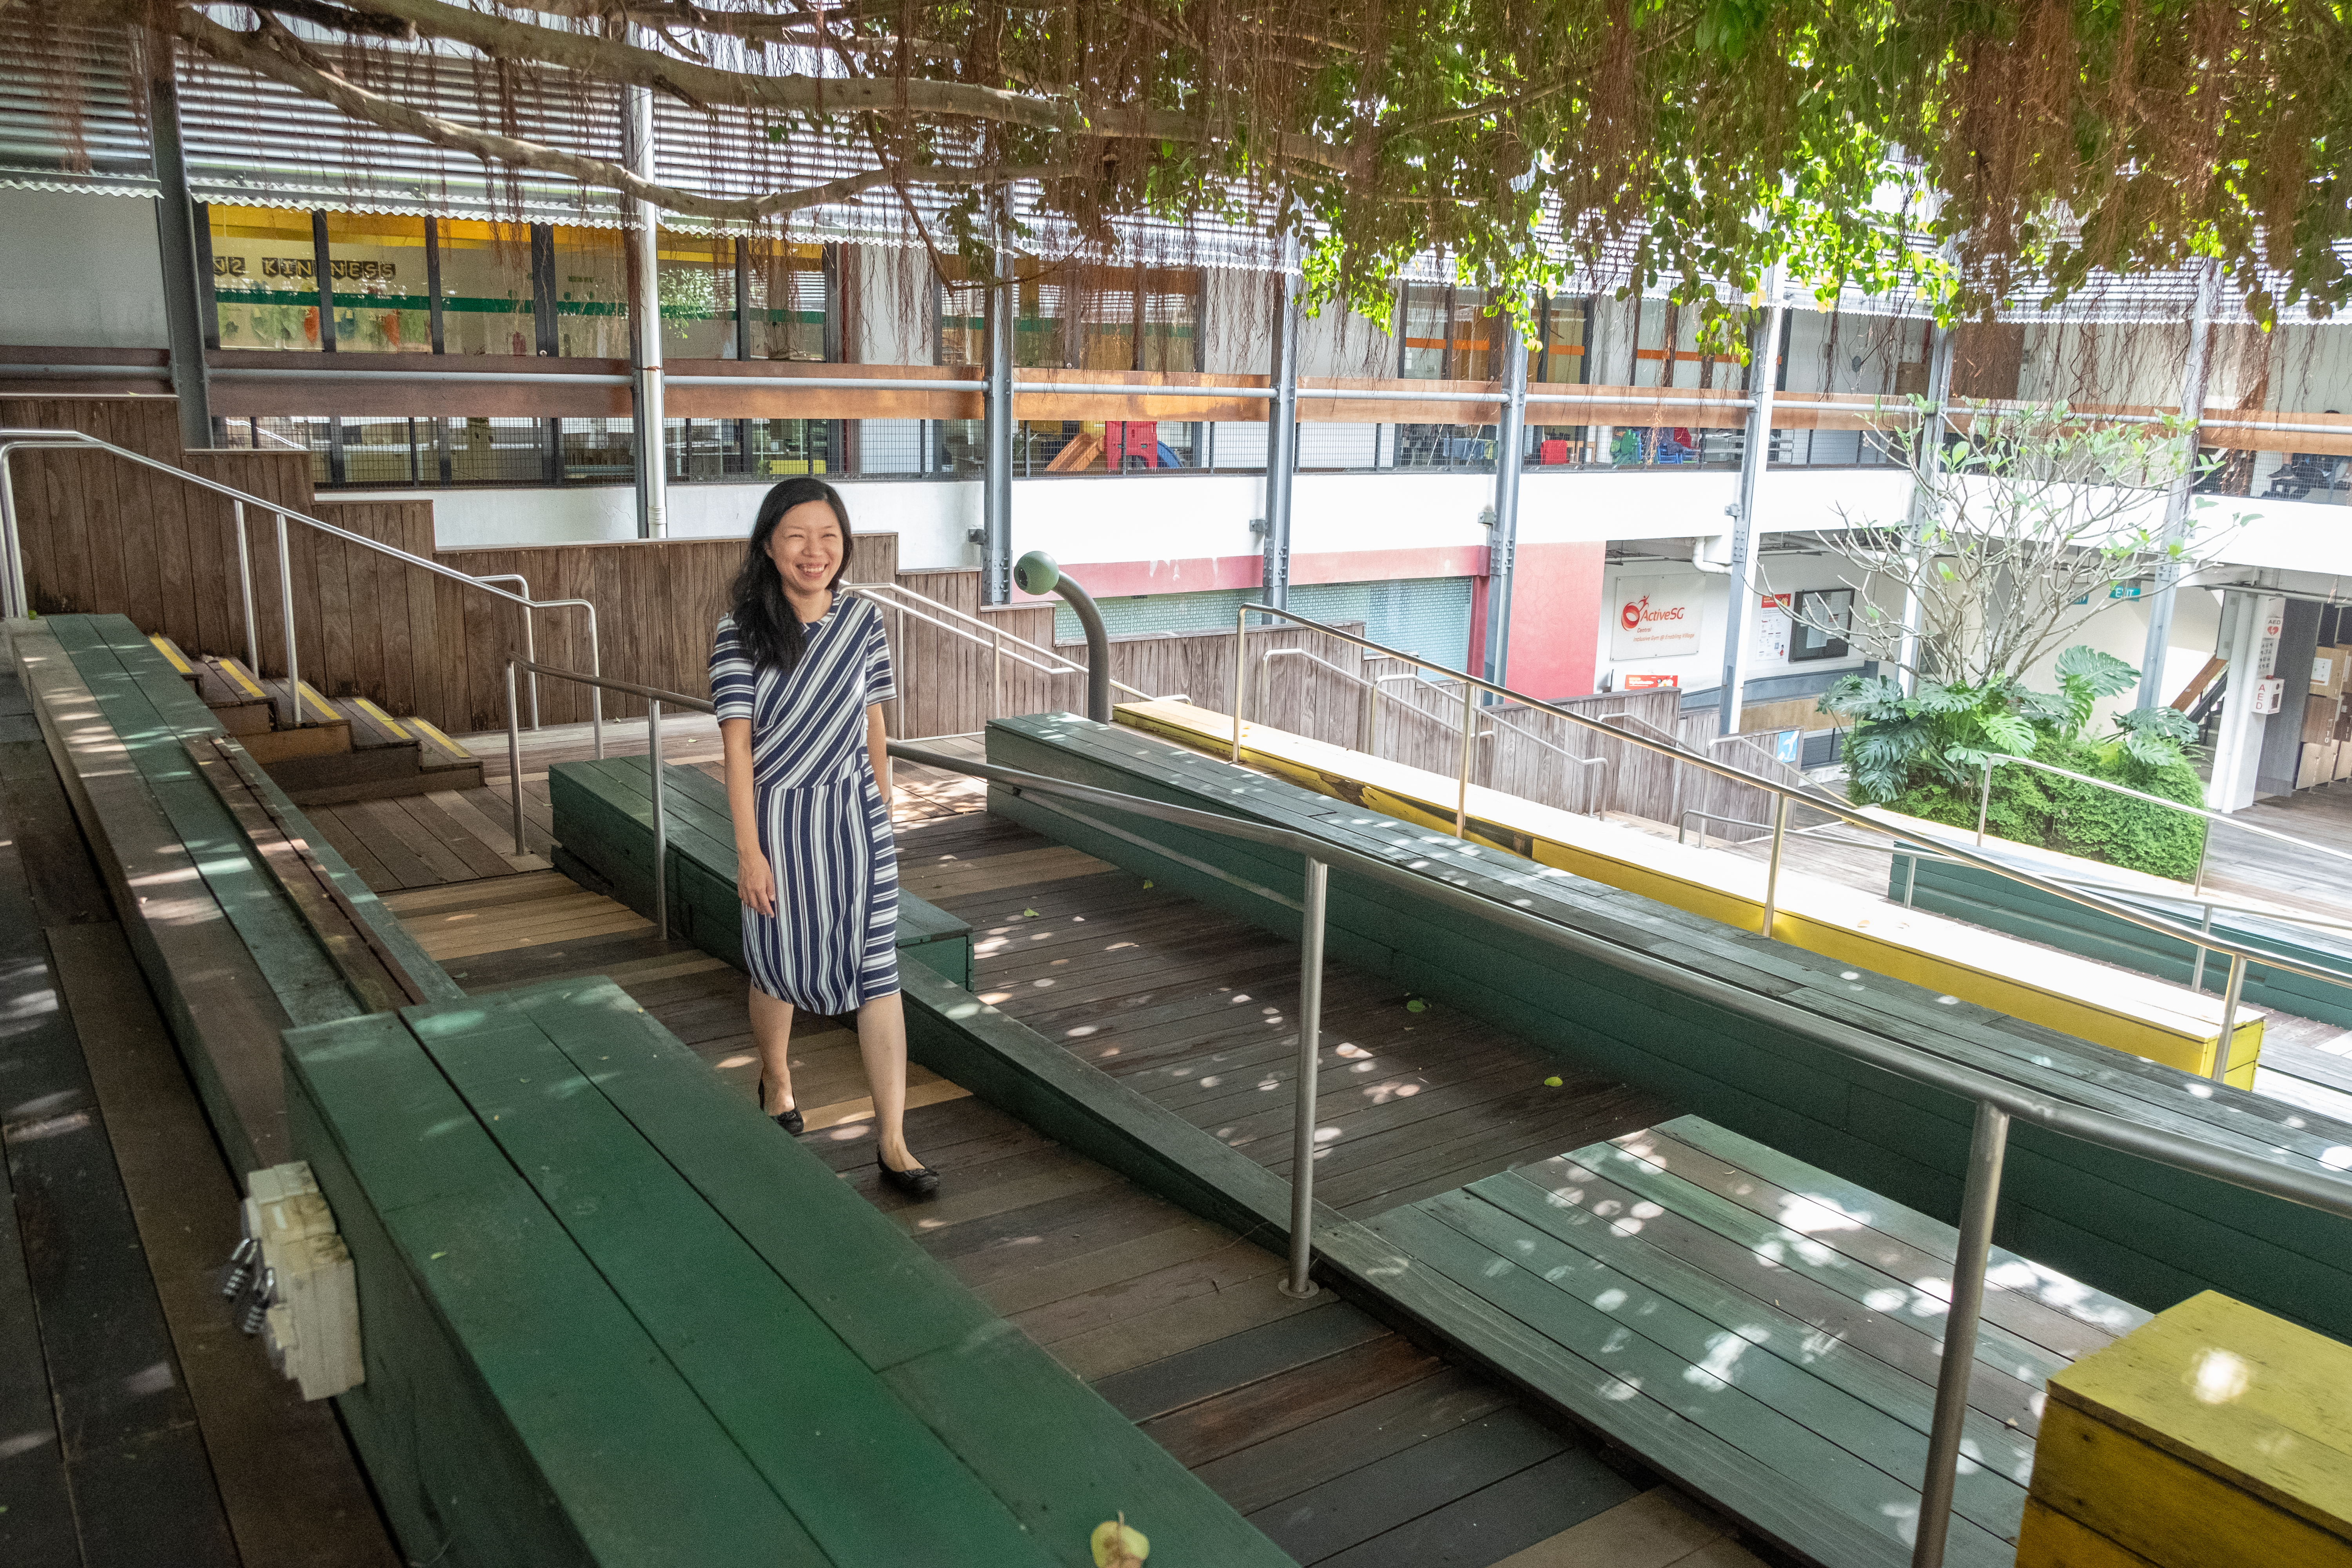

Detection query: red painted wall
xmin=1504 ymin=541 xmax=1606 ymax=698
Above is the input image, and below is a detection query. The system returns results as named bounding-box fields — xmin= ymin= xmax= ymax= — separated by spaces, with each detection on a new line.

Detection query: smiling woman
xmin=711 ymin=478 xmax=938 ymax=1196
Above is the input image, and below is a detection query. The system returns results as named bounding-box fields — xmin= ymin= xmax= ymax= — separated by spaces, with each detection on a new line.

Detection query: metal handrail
xmin=0 ymin=429 xmax=604 ymax=746
xmin=1225 ymin=600 xmax=2352 ymax=1074
xmin=843 ymin=580 xmax=1160 ymax=737
xmin=500 ymin=659 xmax=713 ymax=943
xmin=873 ymin=739 xmax=2352 ymax=1568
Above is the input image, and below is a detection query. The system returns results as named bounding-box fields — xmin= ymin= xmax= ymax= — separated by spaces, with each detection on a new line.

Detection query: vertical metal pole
xmin=2191 ymin=905 xmax=2215 ymax=993
xmin=1482 ymin=294 xmax=1530 ymax=687
xmin=1359 ymin=677 xmax=1376 ymax=753
xmin=1902 ymin=853 xmax=1919 ymax=907
xmin=1455 ymin=679 xmax=1477 ymax=836
xmin=2139 ymin=259 xmax=2223 ymax=709
xmin=586 ymin=606 xmax=605 ymax=759
xmin=274 ymin=512 xmax=299 ymax=727
xmin=1975 ymin=761 xmax=1993 ymax=845
xmin=147 ymin=62 xmax=213 ymax=450
xmin=521 ymin=605 xmax=541 ymax=729
xmin=981 ymin=225 xmax=1014 ymax=605
xmin=2213 ymin=952 xmax=2248 ymax=1082
xmin=626 ymin=68 xmax=668 ymax=539
xmin=0 ymin=459 xmax=27 ymax=621
xmin=506 ymin=661 xmax=526 ymax=856
xmin=1261 ymin=243 xmax=1301 ymax=611
xmin=232 ymin=500 xmax=258 ymax=675
xmin=1760 ymin=792 xmax=1791 ymax=938
xmin=649 ymin=698 xmax=668 ymax=942
xmin=1912 ymin=1099 xmax=2011 ymax=1568
xmin=1230 ymin=603 xmax=1249 ymax=762
xmin=1718 ymin=268 xmax=1784 ymax=737
xmin=991 ymin=628 xmax=1004 ymax=721
xmin=1281 ymin=855 xmax=1329 ymax=1299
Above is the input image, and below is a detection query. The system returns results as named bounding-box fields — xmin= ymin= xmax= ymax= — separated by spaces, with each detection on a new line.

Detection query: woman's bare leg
xmin=749 ymin=986 xmax=797 ymax=1114
xmin=857 ymin=992 xmax=922 ymax=1170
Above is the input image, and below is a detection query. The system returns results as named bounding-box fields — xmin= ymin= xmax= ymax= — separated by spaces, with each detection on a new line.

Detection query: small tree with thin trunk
xmin=1772 ymin=401 xmax=2250 ymax=878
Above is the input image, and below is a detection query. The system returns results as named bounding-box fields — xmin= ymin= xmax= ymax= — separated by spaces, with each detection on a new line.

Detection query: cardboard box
xmin=2296 ymin=742 xmax=2330 ymax=789
xmin=2305 ymin=695 xmax=2340 ymax=744
xmin=2335 ymin=743 xmax=2352 ymax=781
xmin=2315 ymin=646 xmax=2350 ymax=697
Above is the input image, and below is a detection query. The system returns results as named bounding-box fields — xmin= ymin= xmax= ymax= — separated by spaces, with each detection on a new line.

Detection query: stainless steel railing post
xmin=650 ymin=698 xmax=668 ymax=943
xmin=232 ymin=500 xmax=259 ymax=675
xmin=0 ymin=454 xmax=25 ymax=620
xmin=585 ymin=604 xmax=604 ymax=759
xmin=1975 ymin=759 xmax=1993 ymax=846
xmin=1454 ymin=681 xmax=1477 ymax=835
xmin=1760 ymin=793 xmax=1791 ymax=938
xmin=505 ymin=659 xmax=525 ymax=856
xmin=1912 ymin=1098 xmax=2011 ymax=1568
xmin=1281 ymin=855 xmax=1330 ymax=1299
xmin=274 ymin=511 xmax=299 ymax=728
xmin=1230 ymin=603 xmax=1249 ymax=762
xmin=2214 ymin=951 xmax=2248 ymax=1081
xmin=2192 ymin=904 xmax=2216 ymax=993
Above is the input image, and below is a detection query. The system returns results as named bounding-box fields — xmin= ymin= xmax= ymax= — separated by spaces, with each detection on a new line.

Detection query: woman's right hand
xmin=738 ymin=849 xmax=777 ymax=916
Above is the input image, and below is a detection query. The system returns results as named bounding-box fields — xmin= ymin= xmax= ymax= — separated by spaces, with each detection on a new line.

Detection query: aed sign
xmin=1611 ymin=575 xmax=1702 ymax=660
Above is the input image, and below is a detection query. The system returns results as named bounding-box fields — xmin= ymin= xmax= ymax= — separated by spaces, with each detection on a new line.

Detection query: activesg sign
xmin=1610 ymin=575 xmax=1702 ymax=661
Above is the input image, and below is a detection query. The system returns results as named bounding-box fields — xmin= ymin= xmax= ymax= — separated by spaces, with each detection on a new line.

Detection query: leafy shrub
xmin=1820 ymin=647 xmax=2207 ymax=881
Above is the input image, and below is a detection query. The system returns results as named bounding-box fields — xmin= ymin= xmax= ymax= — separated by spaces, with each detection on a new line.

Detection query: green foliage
xmin=1821 ymin=646 xmax=2207 ymax=880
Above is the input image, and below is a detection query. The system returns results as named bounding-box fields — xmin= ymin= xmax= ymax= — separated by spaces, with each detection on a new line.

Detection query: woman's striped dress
xmin=709 ymin=597 xmax=898 ymax=1013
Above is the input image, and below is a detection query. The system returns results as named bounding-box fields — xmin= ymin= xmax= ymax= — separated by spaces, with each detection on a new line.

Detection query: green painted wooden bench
xmin=287 ymin=976 xmax=1287 ymax=1568
xmin=979 ymin=712 xmax=2352 ymax=1350
xmin=549 ymin=753 xmax=973 ymax=992
xmin=1891 ymin=848 xmax=2352 ymax=1031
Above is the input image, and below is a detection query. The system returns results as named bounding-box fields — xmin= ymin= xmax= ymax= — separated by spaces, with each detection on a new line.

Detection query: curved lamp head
xmin=1013 ymin=550 xmax=1062 ymax=596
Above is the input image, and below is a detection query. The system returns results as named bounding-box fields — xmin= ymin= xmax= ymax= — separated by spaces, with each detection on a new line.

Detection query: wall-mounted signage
xmin=1754 ymin=593 xmax=1792 ymax=662
xmin=1624 ymin=672 xmax=1680 ymax=691
xmin=1611 ymin=575 xmax=1702 ymax=660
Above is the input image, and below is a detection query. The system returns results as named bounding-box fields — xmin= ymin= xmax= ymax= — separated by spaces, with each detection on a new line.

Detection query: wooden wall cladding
xmin=887 ymin=569 xmax=1059 ymax=741
xmin=432 ymin=532 xmax=899 ymax=733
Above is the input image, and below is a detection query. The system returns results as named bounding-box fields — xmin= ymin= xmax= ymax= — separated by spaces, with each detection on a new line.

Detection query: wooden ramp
xmin=1368 ymin=1116 xmax=2152 ymax=1568
xmin=1117 ymin=699 xmax=2263 ymax=1087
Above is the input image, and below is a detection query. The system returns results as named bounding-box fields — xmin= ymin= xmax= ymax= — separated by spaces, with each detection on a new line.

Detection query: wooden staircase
xmin=147 ymin=633 xmax=484 ymax=804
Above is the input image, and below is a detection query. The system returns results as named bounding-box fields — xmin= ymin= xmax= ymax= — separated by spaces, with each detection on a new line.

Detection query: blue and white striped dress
xmin=709 ymin=597 xmax=898 ymax=1014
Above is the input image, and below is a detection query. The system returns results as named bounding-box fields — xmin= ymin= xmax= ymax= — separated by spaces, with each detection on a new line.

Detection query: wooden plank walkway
xmin=364 ymin=773 xmax=1770 ymax=1568
xmin=1369 ymin=1116 xmax=2151 ymax=1567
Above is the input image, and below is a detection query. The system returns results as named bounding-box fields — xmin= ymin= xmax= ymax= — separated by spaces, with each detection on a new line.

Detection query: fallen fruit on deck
xmin=1091 ymin=1515 xmax=1149 ymax=1567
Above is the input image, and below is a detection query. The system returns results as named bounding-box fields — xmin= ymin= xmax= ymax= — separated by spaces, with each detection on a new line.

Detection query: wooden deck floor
xmin=358 ymin=760 xmax=1768 ymax=1568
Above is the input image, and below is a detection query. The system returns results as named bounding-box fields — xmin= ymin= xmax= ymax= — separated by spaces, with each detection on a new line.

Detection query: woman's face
xmin=768 ymin=500 xmax=845 ymax=597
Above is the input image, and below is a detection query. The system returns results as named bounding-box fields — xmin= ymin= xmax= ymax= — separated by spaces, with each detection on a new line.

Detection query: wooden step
xmin=192 ymin=656 xmax=273 ymax=735
xmin=146 ymin=632 xmax=202 ymax=688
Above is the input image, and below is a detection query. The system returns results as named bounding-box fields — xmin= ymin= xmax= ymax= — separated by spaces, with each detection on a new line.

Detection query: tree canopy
xmin=40 ymin=0 xmax=2352 ymax=339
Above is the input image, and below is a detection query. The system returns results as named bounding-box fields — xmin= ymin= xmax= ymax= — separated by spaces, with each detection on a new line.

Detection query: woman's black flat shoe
xmin=877 ymin=1152 xmax=940 ymax=1197
xmin=759 ymin=1076 xmax=804 ymax=1136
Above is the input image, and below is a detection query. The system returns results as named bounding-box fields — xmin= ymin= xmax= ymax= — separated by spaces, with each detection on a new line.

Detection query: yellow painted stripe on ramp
xmin=147 ymin=634 xmax=193 ymax=675
xmin=349 ymin=696 xmax=411 ymax=740
xmin=1114 ymin=698 xmax=2263 ymax=1088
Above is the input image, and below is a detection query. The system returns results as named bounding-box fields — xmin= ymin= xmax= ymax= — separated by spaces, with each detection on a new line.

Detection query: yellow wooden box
xmin=2019 ymin=1290 xmax=2352 ymax=1568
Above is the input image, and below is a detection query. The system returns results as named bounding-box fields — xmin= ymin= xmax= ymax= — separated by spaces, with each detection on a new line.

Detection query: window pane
xmin=552 ymin=225 xmax=628 ymax=359
xmin=744 ymin=240 xmax=828 ymax=361
xmin=437 ymin=220 xmax=535 ymax=357
xmin=1138 ymin=267 xmax=1200 ymax=372
xmin=659 ymin=233 xmax=737 ymax=358
xmin=1450 ymin=290 xmax=1495 ymax=382
xmin=1399 ymin=283 xmax=1446 ymax=379
xmin=208 ymin=205 xmax=325 ymax=352
xmin=320 ymin=212 xmax=430 ymax=354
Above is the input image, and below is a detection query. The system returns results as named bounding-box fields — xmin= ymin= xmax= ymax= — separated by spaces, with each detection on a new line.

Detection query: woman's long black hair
xmin=730 ymin=477 xmax=852 ymax=673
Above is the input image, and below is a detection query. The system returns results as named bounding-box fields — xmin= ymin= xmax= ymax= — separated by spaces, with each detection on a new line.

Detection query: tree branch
xmin=180 ymin=10 xmax=1075 ymax=221
xmin=247 ymin=0 xmax=1348 ymax=169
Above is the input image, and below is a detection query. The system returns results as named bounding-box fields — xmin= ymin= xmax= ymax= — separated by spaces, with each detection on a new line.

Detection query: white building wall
xmin=0 ymin=189 xmax=171 ymax=348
